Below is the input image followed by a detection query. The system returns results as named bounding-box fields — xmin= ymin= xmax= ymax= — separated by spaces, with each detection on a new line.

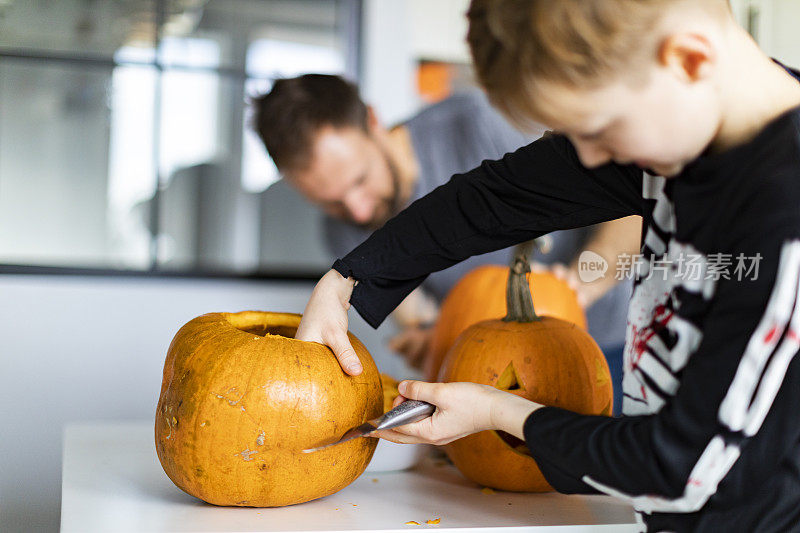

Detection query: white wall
xmin=360 ymin=0 xmax=474 ymax=126
xmin=0 ymin=274 xmax=413 ymax=533
xmin=730 ymin=0 xmax=800 ymax=69
xmin=753 ymin=0 xmax=800 ymax=69
xmin=360 ymin=0 xmax=419 ymax=125
xmin=408 ymin=0 xmax=471 ymax=63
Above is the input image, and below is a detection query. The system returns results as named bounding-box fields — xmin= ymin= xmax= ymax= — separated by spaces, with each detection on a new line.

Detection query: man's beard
xmin=352 ymin=145 xmax=405 ymax=232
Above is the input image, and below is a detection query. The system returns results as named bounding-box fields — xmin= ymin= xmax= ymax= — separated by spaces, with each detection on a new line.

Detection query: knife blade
xmin=302 ymin=400 xmax=435 ymax=453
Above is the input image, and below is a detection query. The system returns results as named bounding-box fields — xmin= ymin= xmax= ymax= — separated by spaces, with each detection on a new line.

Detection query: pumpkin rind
xmin=155 ymin=311 xmax=383 ymax=507
xmin=424 ymin=265 xmax=587 ymax=381
xmin=438 ymin=246 xmax=612 ymax=492
xmin=440 ymin=317 xmax=612 ymax=492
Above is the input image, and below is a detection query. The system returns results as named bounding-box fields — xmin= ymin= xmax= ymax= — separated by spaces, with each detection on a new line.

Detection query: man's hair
xmin=466 ymin=0 xmax=731 ymax=128
xmin=251 ymin=74 xmax=368 ymax=172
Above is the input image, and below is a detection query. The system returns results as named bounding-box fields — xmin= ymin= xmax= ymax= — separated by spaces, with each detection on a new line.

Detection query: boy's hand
xmin=374 ymin=381 xmax=542 ymax=445
xmin=295 ymin=269 xmax=363 ymax=375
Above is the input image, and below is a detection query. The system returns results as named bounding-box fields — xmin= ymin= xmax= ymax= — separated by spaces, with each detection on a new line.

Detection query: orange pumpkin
xmin=380 ymin=373 xmax=401 ymax=412
xmin=155 ymin=311 xmax=383 ymax=507
xmin=424 ymin=264 xmax=587 ymax=381
xmin=438 ymin=245 xmax=612 ymax=492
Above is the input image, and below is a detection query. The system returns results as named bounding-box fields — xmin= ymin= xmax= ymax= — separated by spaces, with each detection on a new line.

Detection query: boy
xmin=296 ymin=0 xmax=800 ymax=530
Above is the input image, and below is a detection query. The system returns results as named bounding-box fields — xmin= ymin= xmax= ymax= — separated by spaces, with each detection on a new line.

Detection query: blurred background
xmin=0 ymin=0 xmax=798 ymax=531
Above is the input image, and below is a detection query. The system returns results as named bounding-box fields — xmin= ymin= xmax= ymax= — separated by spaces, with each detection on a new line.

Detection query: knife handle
xmin=372 ymin=400 xmax=436 ymax=431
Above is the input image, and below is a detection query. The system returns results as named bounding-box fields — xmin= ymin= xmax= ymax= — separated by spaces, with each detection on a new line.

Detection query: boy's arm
xmin=524 ymin=207 xmax=800 ymax=511
xmin=334 ymin=133 xmax=643 ymax=328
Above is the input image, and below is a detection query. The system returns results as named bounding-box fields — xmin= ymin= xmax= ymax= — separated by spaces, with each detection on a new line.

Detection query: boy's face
xmin=536 ymin=63 xmax=721 ymax=177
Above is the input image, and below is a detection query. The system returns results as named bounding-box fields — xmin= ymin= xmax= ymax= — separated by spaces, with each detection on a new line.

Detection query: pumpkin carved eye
xmin=495 ymin=362 xmax=524 ymax=392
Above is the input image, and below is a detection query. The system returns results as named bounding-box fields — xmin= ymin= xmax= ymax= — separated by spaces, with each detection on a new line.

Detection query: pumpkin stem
xmin=503 ymin=240 xmax=542 ymax=323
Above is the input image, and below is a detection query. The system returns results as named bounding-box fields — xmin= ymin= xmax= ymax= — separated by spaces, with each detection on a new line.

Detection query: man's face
xmin=288 ymin=125 xmax=402 ymax=230
xmin=534 ymin=64 xmax=721 ymax=177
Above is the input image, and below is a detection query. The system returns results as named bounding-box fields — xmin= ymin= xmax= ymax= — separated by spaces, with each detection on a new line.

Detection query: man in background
xmin=252 ymin=74 xmax=637 ymax=410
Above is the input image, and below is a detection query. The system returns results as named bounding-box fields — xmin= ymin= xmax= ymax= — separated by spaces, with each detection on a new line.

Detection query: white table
xmin=60 ymin=422 xmax=638 ymax=533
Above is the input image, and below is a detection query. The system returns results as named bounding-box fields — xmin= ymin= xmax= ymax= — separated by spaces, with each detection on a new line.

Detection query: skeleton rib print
xmin=591 ymin=174 xmax=800 ymax=515
xmin=622 ymin=175 xmax=707 ymax=416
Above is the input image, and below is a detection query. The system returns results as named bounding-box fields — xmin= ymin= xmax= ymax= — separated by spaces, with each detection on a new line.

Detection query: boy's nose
xmin=573 ymin=140 xmax=613 ymax=168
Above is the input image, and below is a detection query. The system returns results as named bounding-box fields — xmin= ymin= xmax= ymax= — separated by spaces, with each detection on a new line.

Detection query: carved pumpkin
xmin=438 ymin=244 xmax=612 ymax=492
xmin=424 ymin=263 xmax=587 ymax=381
xmin=155 ymin=311 xmax=383 ymax=507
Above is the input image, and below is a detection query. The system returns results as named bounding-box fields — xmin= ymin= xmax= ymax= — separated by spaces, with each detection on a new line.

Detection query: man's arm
xmin=543 ymin=215 xmax=642 ymax=308
xmin=336 ymin=133 xmax=644 ymax=328
xmin=569 ymin=215 xmax=642 ymax=307
xmin=387 ymin=287 xmax=439 ymax=369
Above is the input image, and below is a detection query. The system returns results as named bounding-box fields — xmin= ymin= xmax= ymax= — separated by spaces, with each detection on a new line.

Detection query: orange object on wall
xmin=417 ymin=61 xmax=453 ymax=103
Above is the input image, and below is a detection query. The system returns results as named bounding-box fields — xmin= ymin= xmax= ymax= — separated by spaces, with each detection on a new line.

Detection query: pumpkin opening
xmin=495 ymin=430 xmax=532 ymax=457
xmin=237 ymin=324 xmax=298 ymax=338
xmin=223 ymin=312 xmax=301 ymax=339
xmin=496 ymin=362 xmax=524 ymax=391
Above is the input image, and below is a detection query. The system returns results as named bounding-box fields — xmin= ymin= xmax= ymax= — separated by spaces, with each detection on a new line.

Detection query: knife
xmin=302 ymin=400 xmax=435 ymax=453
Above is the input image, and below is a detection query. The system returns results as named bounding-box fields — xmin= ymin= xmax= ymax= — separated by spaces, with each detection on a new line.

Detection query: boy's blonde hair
xmin=467 ymin=0 xmax=732 ymax=128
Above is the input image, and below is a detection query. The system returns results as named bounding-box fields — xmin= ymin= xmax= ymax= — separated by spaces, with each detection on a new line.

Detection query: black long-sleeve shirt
xmin=333 ymin=86 xmax=800 ymax=531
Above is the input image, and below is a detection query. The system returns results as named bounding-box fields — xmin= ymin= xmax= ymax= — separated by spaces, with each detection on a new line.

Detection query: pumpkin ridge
xmin=179 ymin=331 xmax=251 ymax=499
xmin=161 ymin=316 xmax=224 ymax=399
xmin=165 ymin=317 xmax=236 ymax=393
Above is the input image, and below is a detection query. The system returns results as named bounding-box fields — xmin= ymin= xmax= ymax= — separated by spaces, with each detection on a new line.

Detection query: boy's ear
xmin=659 ymin=33 xmax=716 ymax=82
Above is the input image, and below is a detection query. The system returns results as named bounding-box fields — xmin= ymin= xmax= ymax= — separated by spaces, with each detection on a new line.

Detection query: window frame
xmin=0 ymin=0 xmax=363 ymax=280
